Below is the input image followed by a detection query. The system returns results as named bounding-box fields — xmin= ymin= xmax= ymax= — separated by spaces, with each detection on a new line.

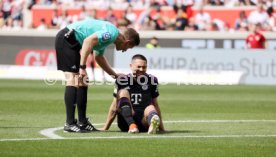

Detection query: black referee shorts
xmin=117 ymin=109 xmax=148 ymax=132
xmin=55 ymin=27 xmax=82 ymax=73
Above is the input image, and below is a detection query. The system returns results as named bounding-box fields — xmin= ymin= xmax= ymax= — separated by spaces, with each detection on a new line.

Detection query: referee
xmin=55 ymin=18 xmax=140 ymax=132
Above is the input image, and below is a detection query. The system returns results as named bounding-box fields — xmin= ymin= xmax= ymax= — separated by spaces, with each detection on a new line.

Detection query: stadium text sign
xmin=114 ymin=48 xmax=276 ymax=85
xmin=15 ymin=49 xmax=95 ymax=67
xmin=16 ymin=50 xmax=56 ymax=66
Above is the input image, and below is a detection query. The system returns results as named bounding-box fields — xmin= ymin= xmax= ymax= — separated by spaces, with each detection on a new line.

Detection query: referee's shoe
xmin=78 ymin=118 xmax=99 ymax=132
xmin=64 ymin=119 xmax=81 ymax=133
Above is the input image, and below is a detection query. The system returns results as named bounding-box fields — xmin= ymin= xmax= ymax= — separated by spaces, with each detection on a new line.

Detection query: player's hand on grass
xmin=97 ymin=127 xmax=107 ymax=131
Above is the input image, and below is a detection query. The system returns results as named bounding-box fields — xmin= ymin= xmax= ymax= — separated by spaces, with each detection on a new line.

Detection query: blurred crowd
xmin=0 ymin=0 xmax=276 ymax=32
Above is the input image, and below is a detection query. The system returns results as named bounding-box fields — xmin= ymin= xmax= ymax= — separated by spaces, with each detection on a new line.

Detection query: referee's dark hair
xmin=124 ymin=28 xmax=140 ymax=46
xmin=132 ymin=54 xmax=147 ymax=63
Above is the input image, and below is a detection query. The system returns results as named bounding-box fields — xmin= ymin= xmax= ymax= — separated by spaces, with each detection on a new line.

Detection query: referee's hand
xmin=78 ymin=69 xmax=88 ymax=86
xmin=79 ymin=69 xmax=87 ymax=78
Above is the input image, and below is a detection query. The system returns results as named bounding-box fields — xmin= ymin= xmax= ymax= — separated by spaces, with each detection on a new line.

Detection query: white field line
xmin=1 ymin=135 xmax=276 ymax=142
xmin=164 ymin=120 xmax=276 ymax=123
xmin=1 ymin=120 xmax=276 ymax=142
xmin=39 ymin=127 xmax=64 ymax=139
xmin=39 ymin=124 xmax=105 ymax=139
xmin=40 ymin=120 xmax=276 ymax=139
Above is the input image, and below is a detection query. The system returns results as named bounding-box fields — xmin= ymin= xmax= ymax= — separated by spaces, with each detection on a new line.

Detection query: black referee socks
xmin=77 ymin=86 xmax=88 ymax=123
xmin=64 ymin=86 xmax=77 ymax=125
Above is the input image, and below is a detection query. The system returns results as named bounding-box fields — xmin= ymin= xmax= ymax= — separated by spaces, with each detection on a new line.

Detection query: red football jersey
xmin=246 ymin=32 xmax=266 ymax=49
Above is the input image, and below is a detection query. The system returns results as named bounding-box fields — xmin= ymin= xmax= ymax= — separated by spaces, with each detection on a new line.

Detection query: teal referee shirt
xmin=67 ymin=18 xmax=119 ymax=56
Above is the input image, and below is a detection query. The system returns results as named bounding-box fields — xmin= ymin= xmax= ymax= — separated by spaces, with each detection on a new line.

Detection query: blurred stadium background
xmin=1 ymin=0 xmax=276 ymax=157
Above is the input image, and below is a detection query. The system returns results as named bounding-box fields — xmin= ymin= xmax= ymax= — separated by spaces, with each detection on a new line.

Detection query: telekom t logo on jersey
xmin=131 ymin=93 xmax=142 ymax=105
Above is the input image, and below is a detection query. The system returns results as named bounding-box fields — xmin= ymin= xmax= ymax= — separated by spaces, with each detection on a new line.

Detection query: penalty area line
xmin=40 ymin=120 xmax=276 ymax=139
xmin=1 ymin=120 xmax=276 ymax=142
xmin=164 ymin=120 xmax=276 ymax=123
xmin=39 ymin=127 xmax=64 ymax=139
xmin=1 ymin=134 xmax=276 ymax=142
xmin=39 ymin=123 xmax=105 ymax=139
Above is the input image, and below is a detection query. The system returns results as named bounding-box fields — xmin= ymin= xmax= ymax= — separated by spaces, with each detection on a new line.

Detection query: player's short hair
xmin=124 ymin=28 xmax=140 ymax=46
xmin=132 ymin=54 xmax=147 ymax=63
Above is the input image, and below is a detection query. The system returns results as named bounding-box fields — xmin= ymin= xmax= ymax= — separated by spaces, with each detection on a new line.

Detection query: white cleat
xmin=148 ymin=115 xmax=160 ymax=134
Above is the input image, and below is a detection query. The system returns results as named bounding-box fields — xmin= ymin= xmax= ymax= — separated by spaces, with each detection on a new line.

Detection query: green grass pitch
xmin=0 ymin=79 xmax=276 ymax=157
